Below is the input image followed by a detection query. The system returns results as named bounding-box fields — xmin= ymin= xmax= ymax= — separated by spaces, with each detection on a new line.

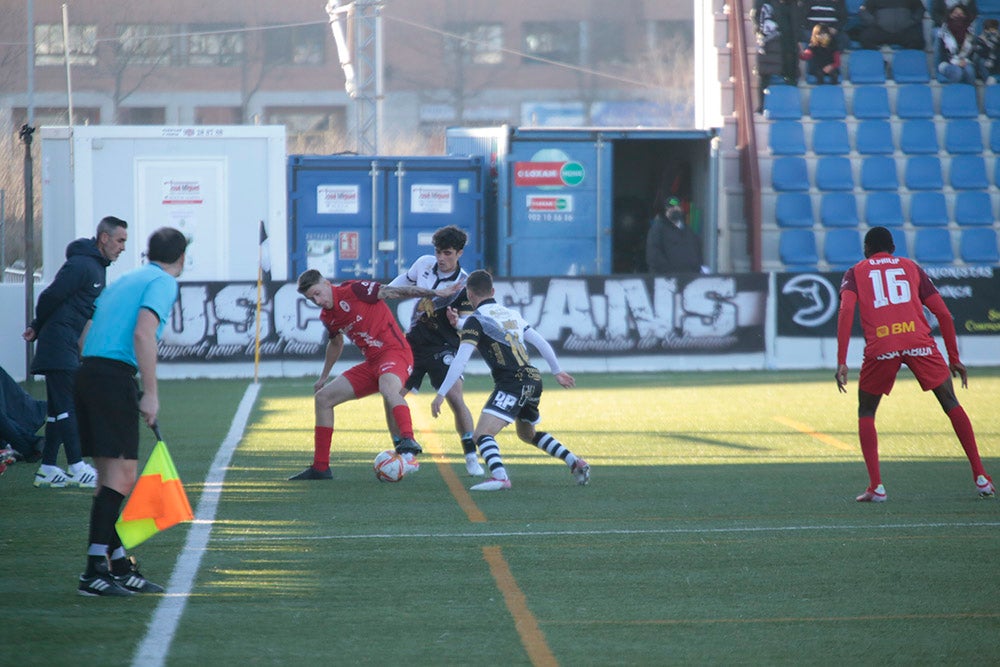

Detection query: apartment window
xmin=195 ymin=106 xmax=242 ymax=125
xmin=264 ymin=24 xmax=326 ymax=65
xmin=587 ymin=21 xmax=626 ymax=65
xmin=444 ymin=23 xmax=504 ymax=65
xmin=522 ymin=21 xmax=579 ymax=65
xmin=15 ymin=107 xmax=101 ymax=126
xmin=265 ymin=106 xmax=346 ymax=133
xmin=117 ymin=24 xmax=176 ymax=66
xmin=187 ymin=24 xmax=244 ymax=66
xmin=34 ymin=24 xmax=98 ymax=66
xmin=120 ymin=107 xmax=166 ymax=125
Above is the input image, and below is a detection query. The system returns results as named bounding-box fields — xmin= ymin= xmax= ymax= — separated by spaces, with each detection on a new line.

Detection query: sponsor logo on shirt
xmin=875 ymin=320 xmax=916 ymax=338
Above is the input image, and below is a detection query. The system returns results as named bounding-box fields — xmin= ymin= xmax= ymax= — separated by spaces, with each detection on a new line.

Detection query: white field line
xmin=213 ymin=520 xmax=1000 ymax=543
xmin=132 ymin=383 xmax=260 ymax=667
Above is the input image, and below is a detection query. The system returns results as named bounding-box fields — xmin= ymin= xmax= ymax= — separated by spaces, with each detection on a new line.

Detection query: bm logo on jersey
xmin=876 ymin=320 xmax=915 ymax=338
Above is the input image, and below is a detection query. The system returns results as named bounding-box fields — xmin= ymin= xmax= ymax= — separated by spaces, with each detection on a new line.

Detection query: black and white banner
xmin=158 ymin=274 xmax=768 ymax=362
xmin=776 ymin=267 xmax=1000 ymax=338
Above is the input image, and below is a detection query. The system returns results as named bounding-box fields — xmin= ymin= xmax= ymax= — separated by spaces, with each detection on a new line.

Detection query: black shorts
xmin=405 ymin=347 xmax=460 ymax=392
xmin=74 ymin=358 xmax=140 ymax=460
xmin=482 ymin=368 xmax=543 ymax=424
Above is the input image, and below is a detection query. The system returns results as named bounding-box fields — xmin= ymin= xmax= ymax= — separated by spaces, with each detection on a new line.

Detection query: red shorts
xmin=858 ymin=344 xmax=950 ymax=395
xmin=342 ymin=349 xmax=414 ymax=399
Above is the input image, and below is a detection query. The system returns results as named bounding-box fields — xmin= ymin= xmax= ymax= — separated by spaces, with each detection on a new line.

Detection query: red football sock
xmin=947 ymin=405 xmax=986 ymax=478
xmin=391 ymin=405 xmax=414 ymax=439
xmin=858 ymin=416 xmax=881 ymax=489
xmin=313 ymin=426 xmax=333 ymax=471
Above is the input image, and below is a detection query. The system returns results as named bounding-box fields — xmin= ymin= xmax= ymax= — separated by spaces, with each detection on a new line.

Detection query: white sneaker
xmin=67 ymin=462 xmax=98 ymax=488
xmin=975 ymin=475 xmax=995 ymax=498
xmin=34 ymin=465 xmax=68 ymax=488
xmin=570 ymin=458 xmax=591 ymax=486
xmin=470 ymin=477 xmax=512 ymax=491
xmin=856 ymin=484 xmax=887 ymax=502
xmin=465 ymin=453 xmax=485 ymax=476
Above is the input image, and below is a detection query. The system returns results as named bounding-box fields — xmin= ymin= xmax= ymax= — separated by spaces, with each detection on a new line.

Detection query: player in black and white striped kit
xmin=387 ymin=225 xmax=484 ymax=475
xmin=431 ymin=269 xmax=590 ymax=491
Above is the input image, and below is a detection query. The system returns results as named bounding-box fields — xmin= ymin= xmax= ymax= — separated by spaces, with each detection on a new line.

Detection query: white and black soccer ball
xmin=373 ymin=450 xmax=405 ymax=483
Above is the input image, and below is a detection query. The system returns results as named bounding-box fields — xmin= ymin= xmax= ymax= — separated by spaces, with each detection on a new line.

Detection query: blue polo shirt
xmin=82 ymin=262 xmax=179 ymax=367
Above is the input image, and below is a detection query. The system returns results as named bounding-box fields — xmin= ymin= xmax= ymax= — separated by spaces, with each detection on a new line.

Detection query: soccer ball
xmin=373 ymin=450 xmax=405 ymax=483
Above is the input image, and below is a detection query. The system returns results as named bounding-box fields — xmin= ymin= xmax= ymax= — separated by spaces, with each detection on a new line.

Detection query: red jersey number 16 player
xmin=835 ymin=226 xmax=994 ymax=502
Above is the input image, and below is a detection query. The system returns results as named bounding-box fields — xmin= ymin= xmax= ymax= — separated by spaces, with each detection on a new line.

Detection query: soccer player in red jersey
xmin=289 ymin=269 xmax=459 ymax=480
xmin=835 ymin=226 xmax=994 ymax=501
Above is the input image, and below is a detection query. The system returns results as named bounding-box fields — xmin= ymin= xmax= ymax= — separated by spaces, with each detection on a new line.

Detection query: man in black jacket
xmin=23 ymin=216 xmax=128 ymax=488
xmin=646 ymin=197 xmax=704 ymax=274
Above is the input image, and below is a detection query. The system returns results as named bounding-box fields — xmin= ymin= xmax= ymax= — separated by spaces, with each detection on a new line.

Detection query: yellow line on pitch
xmin=773 ymin=416 xmax=855 ymax=451
xmin=483 ymin=546 xmax=559 ymax=667
xmin=413 ymin=422 xmax=487 ymax=523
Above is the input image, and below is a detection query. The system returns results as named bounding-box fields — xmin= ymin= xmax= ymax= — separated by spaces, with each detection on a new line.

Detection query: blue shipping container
xmin=447 ymin=126 xmax=719 ymax=277
xmin=287 ymin=155 xmax=487 ymax=280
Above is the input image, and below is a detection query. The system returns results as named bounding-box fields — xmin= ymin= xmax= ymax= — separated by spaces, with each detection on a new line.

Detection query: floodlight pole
xmin=21 ymin=124 xmax=35 ymax=379
xmin=325 ymin=0 xmax=383 ymax=154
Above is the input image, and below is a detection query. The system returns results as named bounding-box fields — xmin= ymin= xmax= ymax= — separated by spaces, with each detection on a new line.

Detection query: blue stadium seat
xmin=899 ymin=119 xmax=939 ymax=154
xmin=940 ymin=84 xmax=979 ymax=119
xmin=997 ymin=157 xmax=1000 ymax=187
xmin=905 ymin=156 xmax=944 ymax=190
xmin=860 ymin=156 xmax=899 ymax=190
xmin=772 ymin=156 xmax=810 ymax=191
xmin=815 ymin=156 xmax=854 ymax=191
xmin=891 ymin=49 xmax=930 ymax=83
xmin=824 ymin=229 xmax=864 ymax=270
xmin=864 ymin=192 xmax=904 ymax=227
xmin=909 ymin=191 xmax=949 ymax=226
xmin=944 ymin=119 xmax=984 ymax=154
xmin=852 ymin=86 xmax=891 ymax=119
xmin=780 ymin=229 xmax=820 ymax=270
xmin=808 ymin=86 xmax=848 ymax=120
xmin=991 ymin=121 xmax=1000 ymax=153
xmin=890 ymin=227 xmax=910 ymax=257
xmin=764 ymin=85 xmax=802 ymax=120
xmin=775 ymin=193 xmax=815 ymax=227
xmin=856 ymin=120 xmax=895 ymax=154
xmin=812 ymin=121 xmax=850 ymax=155
xmin=820 ymin=192 xmax=860 ymax=227
xmin=769 ymin=120 xmax=807 ymax=155
xmin=949 ymin=155 xmax=989 ymax=190
xmin=895 ymin=85 xmax=934 ymax=119
xmin=986 ymin=84 xmax=1000 ymax=119
xmin=848 ymin=50 xmax=887 ymax=84
xmin=960 ymin=228 xmax=1000 ymax=265
xmin=914 ymin=228 xmax=955 ymax=265
xmin=954 ymin=191 xmax=994 ymax=226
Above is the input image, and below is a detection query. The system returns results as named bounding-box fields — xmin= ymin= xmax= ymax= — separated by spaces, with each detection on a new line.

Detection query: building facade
xmin=0 ymin=0 xmax=695 ymax=152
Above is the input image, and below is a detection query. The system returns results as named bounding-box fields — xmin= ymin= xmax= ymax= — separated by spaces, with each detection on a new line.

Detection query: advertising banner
xmin=776 ymin=267 xmax=1000 ymax=338
xmin=159 ymin=274 xmax=768 ymax=363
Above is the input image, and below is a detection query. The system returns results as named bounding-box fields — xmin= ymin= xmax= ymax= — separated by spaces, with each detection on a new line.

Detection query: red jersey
xmin=839 ymin=252 xmax=939 ymax=358
xmin=319 ymin=280 xmax=409 ymax=362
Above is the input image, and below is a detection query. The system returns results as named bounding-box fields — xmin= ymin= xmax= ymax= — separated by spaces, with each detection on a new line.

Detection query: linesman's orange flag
xmin=115 ymin=424 xmax=194 ymax=549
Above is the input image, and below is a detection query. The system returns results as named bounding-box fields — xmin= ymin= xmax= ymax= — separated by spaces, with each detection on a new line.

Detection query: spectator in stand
xmin=801 ymin=24 xmax=843 ymax=83
xmin=973 ymin=18 xmax=1000 ymax=83
xmin=752 ymin=0 xmax=802 ymax=112
xmin=646 ymin=196 xmax=705 ymax=274
xmin=931 ymin=0 xmax=978 ymax=28
xmin=855 ymin=0 xmax=926 ymax=50
xmin=799 ymin=0 xmax=850 ymax=50
xmin=936 ymin=4 xmax=977 ymax=83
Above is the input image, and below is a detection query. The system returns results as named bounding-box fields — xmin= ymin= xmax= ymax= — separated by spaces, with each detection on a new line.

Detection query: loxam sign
xmin=513 ymin=161 xmax=586 ymax=187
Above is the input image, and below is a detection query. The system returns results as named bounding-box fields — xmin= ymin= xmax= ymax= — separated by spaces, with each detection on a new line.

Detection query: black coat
xmin=646 ymin=215 xmax=704 ymax=274
xmin=29 ymin=238 xmax=111 ymax=373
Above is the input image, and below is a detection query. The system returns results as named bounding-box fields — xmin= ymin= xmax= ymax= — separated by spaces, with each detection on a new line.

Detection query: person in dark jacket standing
xmin=23 ymin=216 xmax=128 ymax=488
xmin=646 ymin=196 xmax=705 ymax=274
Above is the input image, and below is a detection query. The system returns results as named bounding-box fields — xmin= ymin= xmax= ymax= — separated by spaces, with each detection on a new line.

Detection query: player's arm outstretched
xmin=923 ymin=291 xmax=967 ymax=388
xmin=834 ymin=287 xmax=858 ymax=393
xmin=378 ymin=282 xmax=461 ymax=301
xmin=431 ymin=342 xmax=475 ymax=417
xmin=524 ymin=328 xmax=574 ymax=388
xmin=315 ymin=333 xmax=345 ymax=393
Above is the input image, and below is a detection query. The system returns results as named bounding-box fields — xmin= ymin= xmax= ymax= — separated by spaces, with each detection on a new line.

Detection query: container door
xmin=505 ymin=138 xmax=611 ymax=276
xmin=288 ymin=157 xmax=384 ymax=280
xmin=388 ymin=159 xmax=485 ymax=278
